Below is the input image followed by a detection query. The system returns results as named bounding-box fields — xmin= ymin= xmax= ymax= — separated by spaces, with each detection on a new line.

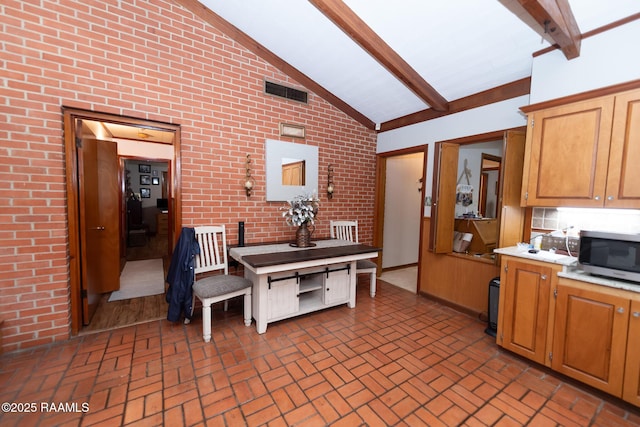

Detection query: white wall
xmin=382 ymin=153 xmax=424 ymax=268
xmin=377 ymin=95 xmax=529 ymax=217
xmin=530 ymin=20 xmax=640 ymax=104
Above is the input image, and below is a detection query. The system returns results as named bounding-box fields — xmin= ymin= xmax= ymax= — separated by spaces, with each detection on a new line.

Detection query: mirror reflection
xmin=265 ymin=139 xmax=318 ymax=201
xmin=282 ymin=158 xmax=305 ymax=186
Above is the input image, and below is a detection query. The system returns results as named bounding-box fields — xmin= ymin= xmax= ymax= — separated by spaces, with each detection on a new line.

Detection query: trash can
xmin=485 ymin=277 xmax=500 ymax=337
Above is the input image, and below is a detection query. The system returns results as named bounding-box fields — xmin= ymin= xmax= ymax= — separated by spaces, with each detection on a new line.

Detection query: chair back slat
xmin=194 ymin=225 xmax=228 ymax=275
xmin=330 ymin=220 xmax=359 ymax=243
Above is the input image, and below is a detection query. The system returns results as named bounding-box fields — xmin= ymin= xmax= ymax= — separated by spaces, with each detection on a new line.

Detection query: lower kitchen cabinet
xmin=498 ymin=257 xmax=560 ymax=365
xmin=552 ymin=279 xmax=630 ymax=397
xmin=623 ymin=299 xmax=640 ymax=406
xmin=497 ymin=257 xmax=640 ymax=407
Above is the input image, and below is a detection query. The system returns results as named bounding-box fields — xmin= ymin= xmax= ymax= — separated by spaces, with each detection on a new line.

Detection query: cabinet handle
xmin=541 ymin=275 xmax=547 ymax=280
xmin=633 ymin=312 xmax=640 ymax=318
xmin=90 ymin=226 xmax=105 ymax=230
xmin=607 ymin=196 xmax=614 ymax=201
xmin=617 ymin=307 xmax=625 ymax=314
xmin=594 ymin=196 xmax=601 ymax=201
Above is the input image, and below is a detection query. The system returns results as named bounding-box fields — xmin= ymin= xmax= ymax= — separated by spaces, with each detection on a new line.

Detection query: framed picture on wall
xmin=140 ymin=188 xmax=150 ymax=198
xmin=152 ymin=177 xmax=159 ymax=185
xmin=139 ymin=164 xmax=151 ymax=173
xmin=140 ymin=175 xmax=151 ymax=185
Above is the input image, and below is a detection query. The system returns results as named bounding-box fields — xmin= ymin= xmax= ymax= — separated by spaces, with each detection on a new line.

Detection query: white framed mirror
xmin=266 ymin=139 xmax=318 ymax=201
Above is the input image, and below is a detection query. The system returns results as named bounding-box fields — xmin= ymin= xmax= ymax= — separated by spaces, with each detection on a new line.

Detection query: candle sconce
xmin=327 ymin=164 xmax=334 ymax=199
xmin=243 ymin=154 xmax=256 ymax=197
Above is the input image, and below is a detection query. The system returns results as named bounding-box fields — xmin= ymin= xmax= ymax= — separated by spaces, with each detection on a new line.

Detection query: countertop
xmin=495 ymin=246 xmax=640 ymax=294
xmin=494 ymin=246 xmax=578 ymax=267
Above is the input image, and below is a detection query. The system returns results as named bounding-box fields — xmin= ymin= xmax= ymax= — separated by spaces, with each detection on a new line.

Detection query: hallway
xmin=1 ymin=280 xmax=638 ymax=426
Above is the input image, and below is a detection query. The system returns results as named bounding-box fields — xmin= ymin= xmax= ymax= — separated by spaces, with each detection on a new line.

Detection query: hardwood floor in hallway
xmin=83 ymin=234 xmax=170 ymax=334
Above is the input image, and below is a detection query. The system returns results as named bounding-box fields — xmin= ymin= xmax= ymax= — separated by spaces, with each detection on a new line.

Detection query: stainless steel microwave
xmin=579 ymin=230 xmax=640 ymax=283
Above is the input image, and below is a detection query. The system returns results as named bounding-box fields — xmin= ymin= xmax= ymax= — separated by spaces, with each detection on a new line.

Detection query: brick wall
xmin=0 ymin=0 xmax=377 ymax=353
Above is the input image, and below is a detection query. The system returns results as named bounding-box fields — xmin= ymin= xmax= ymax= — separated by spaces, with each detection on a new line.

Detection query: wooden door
xmin=623 ymin=299 xmax=640 ymax=406
xmin=552 ymin=282 xmax=629 ymax=396
xmin=498 ymin=130 xmax=525 ymax=249
xmin=605 ymin=89 xmax=640 ymax=208
xmin=78 ymin=138 xmax=120 ymax=324
xmin=432 ymin=143 xmax=458 ymax=253
xmin=500 ymin=260 xmax=551 ymax=365
xmin=522 ymin=97 xmax=614 ymax=207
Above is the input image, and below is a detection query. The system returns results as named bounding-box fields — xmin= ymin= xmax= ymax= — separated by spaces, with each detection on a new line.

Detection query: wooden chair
xmin=191 ymin=225 xmax=252 ymax=342
xmin=330 ymin=220 xmax=377 ymax=297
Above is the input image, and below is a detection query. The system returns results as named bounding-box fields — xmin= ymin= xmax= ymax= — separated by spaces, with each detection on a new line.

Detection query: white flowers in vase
xmin=281 ymin=192 xmax=320 ymax=227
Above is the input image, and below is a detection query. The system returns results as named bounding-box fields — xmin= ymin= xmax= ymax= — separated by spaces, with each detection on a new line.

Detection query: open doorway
xmin=374 ymin=147 xmax=427 ymax=294
xmin=63 ymin=108 xmax=182 ymax=335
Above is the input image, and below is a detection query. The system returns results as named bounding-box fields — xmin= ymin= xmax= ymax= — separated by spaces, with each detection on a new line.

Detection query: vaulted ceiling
xmin=179 ymin=0 xmax=640 ymax=132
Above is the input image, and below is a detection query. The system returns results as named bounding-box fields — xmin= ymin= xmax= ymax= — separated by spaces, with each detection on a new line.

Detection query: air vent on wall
xmin=265 ymin=81 xmax=308 ymax=104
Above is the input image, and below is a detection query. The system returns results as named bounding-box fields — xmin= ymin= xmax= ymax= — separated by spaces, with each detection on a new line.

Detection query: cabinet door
xmin=324 ymin=268 xmax=350 ymax=305
xmin=552 ymin=284 xmax=629 ymax=396
xmin=267 ymin=278 xmax=298 ymax=320
xmin=522 ymin=97 xmax=614 ymax=207
xmin=501 ymin=260 xmax=552 ymax=365
xmin=605 ymin=89 xmax=640 ymax=208
xmin=623 ymin=299 xmax=640 ymax=406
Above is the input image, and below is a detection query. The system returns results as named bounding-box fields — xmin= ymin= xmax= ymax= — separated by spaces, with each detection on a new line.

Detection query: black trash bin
xmin=485 ymin=277 xmax=500 ymax=337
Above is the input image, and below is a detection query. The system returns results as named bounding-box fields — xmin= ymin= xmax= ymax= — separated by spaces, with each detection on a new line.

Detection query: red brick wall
xmin=0 ymin=0 xmax=377 ymax=353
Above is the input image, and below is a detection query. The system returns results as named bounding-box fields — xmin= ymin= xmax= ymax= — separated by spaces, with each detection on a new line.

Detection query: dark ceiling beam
xmin=309 ymin=0 xmax=450 ymax=112
xmin=513 ymin=0 xmax=582 ymax=59
xmin=174 ymin=0 xmax=376 ymax=130
xmin=380 ymin=77 xmax=531 ymax=132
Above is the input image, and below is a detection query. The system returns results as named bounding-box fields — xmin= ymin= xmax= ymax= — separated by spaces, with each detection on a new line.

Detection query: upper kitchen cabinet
xmin=520 ymin=87 xmax=640 ymax=208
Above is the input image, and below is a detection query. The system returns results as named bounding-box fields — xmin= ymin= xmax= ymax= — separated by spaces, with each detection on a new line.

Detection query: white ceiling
xmin=197 ymin=0 xmax=639 ymax=128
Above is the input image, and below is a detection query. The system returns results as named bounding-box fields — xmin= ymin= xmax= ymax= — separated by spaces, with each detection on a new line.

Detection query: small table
xmin=229 ymin=240 xmax=379 ymax=333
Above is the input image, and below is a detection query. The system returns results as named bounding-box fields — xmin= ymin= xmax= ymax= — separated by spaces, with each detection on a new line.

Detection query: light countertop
xmin=494 ymin=246 xmax=578 ymax=267
xmin=495 ymin=246 xmax=640 ymax=294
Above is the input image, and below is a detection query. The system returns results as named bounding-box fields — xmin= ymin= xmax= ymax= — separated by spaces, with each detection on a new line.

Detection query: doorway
xmin=374 ymin=147 xmax=427 ymax=294
xmin=63 ymin=108 xmax=182 ymax=335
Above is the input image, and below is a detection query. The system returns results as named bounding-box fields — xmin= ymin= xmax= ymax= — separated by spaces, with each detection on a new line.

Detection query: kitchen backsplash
xmin=532 ymin=207 xmax=640 ymax=235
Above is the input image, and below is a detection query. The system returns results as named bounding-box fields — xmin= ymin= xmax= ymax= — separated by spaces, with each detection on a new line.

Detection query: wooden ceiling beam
xmin=380 ymin=77 xmax=531 ymax=132
xmin=309 ymin=0 xmax=450 ymax=112
xmin=174 ymin=0 xmax=376 ymax=130
xmin=515 ymin=0 xmax=582 ymax=59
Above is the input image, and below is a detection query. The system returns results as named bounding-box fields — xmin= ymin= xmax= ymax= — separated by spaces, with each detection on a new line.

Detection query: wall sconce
xmin=243 ymin=154 xmax=256 ymax=197
xmin=327 ymin=164 xmax=334 ymax=199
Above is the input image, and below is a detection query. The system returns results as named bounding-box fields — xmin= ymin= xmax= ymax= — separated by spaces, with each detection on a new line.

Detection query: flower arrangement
xmin=281 ymin=192 xmax=320 ymax=227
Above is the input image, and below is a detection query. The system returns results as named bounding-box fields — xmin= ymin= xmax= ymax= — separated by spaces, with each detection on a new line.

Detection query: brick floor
xmin=1 ymin=281 xmax=639 ymax=426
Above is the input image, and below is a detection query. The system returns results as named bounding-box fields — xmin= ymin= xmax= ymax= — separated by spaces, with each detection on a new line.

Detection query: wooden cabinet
xmin=623 ymin=300 xmax=640 ymax=406
xmin=552 ymin=279 xmax=630 ymax=396
xmin=521 ymin=88 xmax=640 ymax=208
xmin=156 ymin=212 xmax=168 ymax=236
xmin=497 ymin=261 xmax=640 ymax=407
xmin=497 ymin=257 xmax=560 ymax=365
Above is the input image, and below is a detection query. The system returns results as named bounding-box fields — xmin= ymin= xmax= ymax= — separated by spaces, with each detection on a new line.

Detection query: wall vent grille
xmin=265 ymin=81 xmax=308 ymax=103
